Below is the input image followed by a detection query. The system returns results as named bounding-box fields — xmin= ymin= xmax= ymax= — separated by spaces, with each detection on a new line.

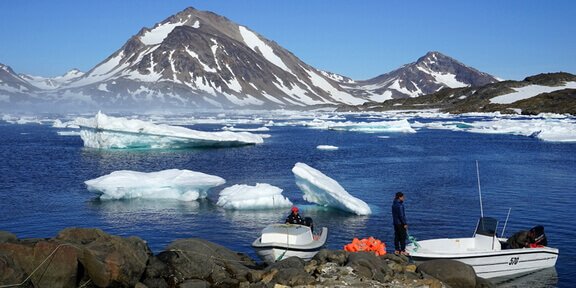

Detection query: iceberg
xmin=85 ymin=169 xmax=225 ymax=201
xmin=292 ymin=163 xmax=372 ymax=215
xmin=216 ymin=183 xmax=293 ymax=210
xmin=74 ymin=111 xmax=264 ymax=149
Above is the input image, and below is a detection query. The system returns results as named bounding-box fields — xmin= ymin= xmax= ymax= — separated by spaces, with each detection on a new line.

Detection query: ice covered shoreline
xmin=3 ymin=109 xmax=575 ymax=142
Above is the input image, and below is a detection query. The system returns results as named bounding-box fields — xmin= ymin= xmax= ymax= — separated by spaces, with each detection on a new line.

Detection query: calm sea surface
xmin=0 ymin=113 xmax=574 ymax=287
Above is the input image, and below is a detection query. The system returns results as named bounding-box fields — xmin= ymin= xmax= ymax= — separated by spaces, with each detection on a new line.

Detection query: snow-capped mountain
xmin=52 ymin=7 xmax=363 ymax=109
xmin=20 ymin=69 xmax=84 ymax=90
xmin=1 ymin=8 xmax=501 ymax=111
xmin=0 ymin=63 xmax=40 ymax=105
xmin=342 ymin=51 xmax=498 ymax=102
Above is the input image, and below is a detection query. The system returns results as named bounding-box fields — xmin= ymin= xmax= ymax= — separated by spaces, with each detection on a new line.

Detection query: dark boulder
xmin=263 ymin=256 xmax=315 ymax=286
xmin=417 ymin=259 xmax=477 ymax=288
xmin=311 ymin=249 xmax=349 ymax=265
xmin=56 ymin=227 xmax=151 ymax=287
xmin=346 ymin=251 xmax=393 ymax=283
xmin=0 ymin=231 xmax=17 ymax=243
xmin=0 ymin=239 xmax=79 ymax=288
xmin=151 ymin=238 xmax=258 ymax=286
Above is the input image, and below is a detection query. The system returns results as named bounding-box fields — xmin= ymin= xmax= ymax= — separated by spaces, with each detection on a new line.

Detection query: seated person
xmin=285 ymin=206 xmax=304 ymax=225
xmin=506 ymin=230 xmax=535 ymax=249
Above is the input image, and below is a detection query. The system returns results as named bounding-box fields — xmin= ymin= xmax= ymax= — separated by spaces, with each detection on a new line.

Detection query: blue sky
xmin=1 ymin=0 xmax=575 ymax=80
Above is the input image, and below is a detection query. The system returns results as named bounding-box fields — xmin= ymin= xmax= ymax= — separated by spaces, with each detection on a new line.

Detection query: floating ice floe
xmin=216 ymin=183 xmax=293 ymax=210
xmin=467 ymin=118 xmax=576 ymax=142
xmin=292 ymin=163 xmax=372 ymax=215
xmin=415 ymin=117 xmax=576 ymax=142
xmin=85 ymin=169 xmax=226 ymax=201
xmin=74 ymin=111 xmax=264 ymax=149
xmin=304 ymin=119 xmax=416 ymax=134
xmin=222 ymin=125 xmax=270 ymax=132
xmin=316 ymin=145 xmax=339 ymax=150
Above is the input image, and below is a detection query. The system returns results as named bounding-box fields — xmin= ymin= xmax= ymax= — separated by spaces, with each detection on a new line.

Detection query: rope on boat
xmin=275 ymin=226 xmax=290 ymax=261
xmin=408 ymin=232 xmax=421 ymax=252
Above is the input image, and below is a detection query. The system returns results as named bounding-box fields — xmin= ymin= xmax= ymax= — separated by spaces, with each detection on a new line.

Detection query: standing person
xmin=392 ymin=192 xmax=408 ymax=255
xmin=285 ymin=206 xmax=304 ymax=225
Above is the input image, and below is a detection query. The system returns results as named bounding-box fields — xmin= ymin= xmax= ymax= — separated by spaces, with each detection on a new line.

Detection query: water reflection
xmin=87 ymin=198 xmax=201 ymax=225
xmin=219 ymin=205 xmax=370 ymax=235
xmin=491 ymin=267 xmax=558 ymax=287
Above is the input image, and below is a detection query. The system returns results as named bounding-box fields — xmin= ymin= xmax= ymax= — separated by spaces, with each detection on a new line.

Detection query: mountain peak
xmin=416 ymin=51 xmax=465 ymax=67
xmin=353 ymin=51 xmax=499 ymax=101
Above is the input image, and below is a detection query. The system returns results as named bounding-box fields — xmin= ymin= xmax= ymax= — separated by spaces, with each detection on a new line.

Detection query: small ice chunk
xmin=292 ymin=163 xmax=372 ymax=215
xmin=85 ymin=169 xmax=225 ymax=201
xmin=216 ymin=183 xmax=293 ymax=210
xmin=316 ymin=145 xmax=338 ymax=150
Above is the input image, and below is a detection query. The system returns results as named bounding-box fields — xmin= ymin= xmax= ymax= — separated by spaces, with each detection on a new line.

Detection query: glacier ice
xmin=292 ymin=162 xmax=372 ymax=215
xmin=216 ymin=183 xmax=293 ymax=210
xmin=74 ymin=111 xmax=264 ymax=149
xmin=85 ymin=169 xmax=226 ymax=201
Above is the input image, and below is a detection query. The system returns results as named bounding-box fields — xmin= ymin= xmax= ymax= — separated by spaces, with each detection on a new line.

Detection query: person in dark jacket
xmin=392 ymin=192 xmax=408 ymax=254
xmin=285 ymin=206 xmax=304 ymax=225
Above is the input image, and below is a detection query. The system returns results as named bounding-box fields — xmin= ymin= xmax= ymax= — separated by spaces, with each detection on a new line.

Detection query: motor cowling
xmin=530 ymin=225 xmax=547 ymax=246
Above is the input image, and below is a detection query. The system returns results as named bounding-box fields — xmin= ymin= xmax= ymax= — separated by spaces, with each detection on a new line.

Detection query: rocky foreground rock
xmin=0 ymin=228 xmax=494 ymax=287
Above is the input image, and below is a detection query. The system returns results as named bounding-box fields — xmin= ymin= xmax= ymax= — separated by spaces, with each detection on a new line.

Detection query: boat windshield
xmin=475 ymin=217 xmax=498 ymax=236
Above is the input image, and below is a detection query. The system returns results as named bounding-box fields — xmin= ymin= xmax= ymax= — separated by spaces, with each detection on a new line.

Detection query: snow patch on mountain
xmin=490 ymin=82 xmax=576 ymax=104
xmin=239 ymin=26 xmax=291 ymax=73
xmin=140 ymin=19 xmax=187 ymax=45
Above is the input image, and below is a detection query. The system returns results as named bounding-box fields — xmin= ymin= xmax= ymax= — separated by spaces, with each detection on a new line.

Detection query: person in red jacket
xmin=285 ymin=206 xmax=304 ymax=225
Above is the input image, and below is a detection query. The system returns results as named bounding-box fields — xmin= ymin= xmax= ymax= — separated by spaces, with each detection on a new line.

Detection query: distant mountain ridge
xmin=343 ymin=51 xmax=497 ymax=102
xmin=343 ymin=72 xmax=576 ymax=115
xmin=1 ymin=7 xmax=503 ymax=111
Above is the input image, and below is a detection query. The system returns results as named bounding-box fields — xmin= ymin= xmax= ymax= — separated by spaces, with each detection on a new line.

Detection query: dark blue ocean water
xmin=1 ymin=113 xmax=574 ymax=287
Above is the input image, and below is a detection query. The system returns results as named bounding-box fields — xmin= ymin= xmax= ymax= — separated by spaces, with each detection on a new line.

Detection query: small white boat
xmin=405 ymin=217 xmax=559 ymax=279
xmin=251 ymin=223 xmax=328 ymax=264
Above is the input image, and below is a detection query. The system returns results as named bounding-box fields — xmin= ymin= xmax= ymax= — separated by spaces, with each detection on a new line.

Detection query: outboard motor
xmin=530 ymin=225 xmax=547 ymax=246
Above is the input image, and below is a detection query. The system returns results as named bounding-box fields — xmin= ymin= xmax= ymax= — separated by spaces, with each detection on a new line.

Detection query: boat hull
xmin=407 ymin=243 xmax=559 ymax=278
xmin=253 ymin=245 xmax=324 ymax=263
xmin=252 ymin=225 xmax=328 ymax=264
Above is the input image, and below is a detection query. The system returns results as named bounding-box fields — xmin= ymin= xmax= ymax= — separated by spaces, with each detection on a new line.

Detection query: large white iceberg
xmin=74 ymin=112 xmax=264 ymax=149
xmin=216 ymin=183 xmax=293 ymax=210
xmin=85 ymin=169 xmax=225 ymax=201
xmin=292 ymin=163 xmax=372 ymax=215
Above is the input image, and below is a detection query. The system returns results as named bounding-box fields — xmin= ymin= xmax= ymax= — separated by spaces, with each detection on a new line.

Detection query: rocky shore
xmin=0 ymin=228 xmax=494 ymax=287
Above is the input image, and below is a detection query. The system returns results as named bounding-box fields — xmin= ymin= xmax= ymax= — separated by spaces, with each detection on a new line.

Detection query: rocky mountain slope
xmin=343 ymin=72 xmax=576 ymax=115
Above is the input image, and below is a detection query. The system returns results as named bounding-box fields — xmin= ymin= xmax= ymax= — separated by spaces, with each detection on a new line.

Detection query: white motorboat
xmin=405 ymin=217 xmax=559 ymax=279
xmin=251 ymin=223 xmax=328 ymax=264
